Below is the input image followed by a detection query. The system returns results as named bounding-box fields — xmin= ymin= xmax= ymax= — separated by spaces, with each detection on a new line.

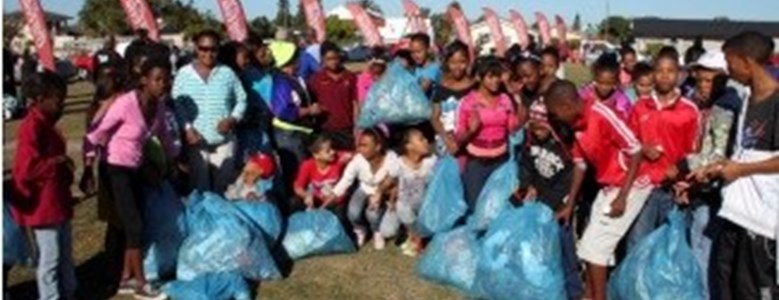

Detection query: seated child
xmin=325 ymin=128 xmax=397 ymax=250
xmin=224 ymin=153 xmax=275 ymax=201
xmin=378 ymin=128 xmax=437 ymax=257
xmin=294 ymin=135 xmax=349 ymax=209
xmin=517 ymin=100 xmax=583 ymax=299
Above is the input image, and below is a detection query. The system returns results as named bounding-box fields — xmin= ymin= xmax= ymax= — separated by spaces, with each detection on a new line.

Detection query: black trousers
xmin=106 ymin=165 xmax=144 ymax=249
xmin=712 ymin=220 xmax=778 ymax=300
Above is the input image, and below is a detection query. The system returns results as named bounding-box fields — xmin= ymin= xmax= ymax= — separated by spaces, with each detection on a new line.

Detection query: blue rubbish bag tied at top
xmin=143 ymin=181 xmax=188 ymax=282
xmin=415 ymin=156 xmax=467 ymax=237
xmin=233 ymin=201 xmax=283 ymax=245
xmin=609 ymin=210 xmax=706 ymax=300
xmin=282 ymin=209 xmax=355 ymax=260
xmin=357 ymin=62 xmax=432 ymax=128
xmin=474 ymin=203 xmax=566 ymax=300
xmin=416 ymin=226 xmax=480 ymax=296
xmin=467 ymin=160 xmax=520 ymax=232
xmin=177 ymin=192 xmax=281 ymax=281
xmin=3 ymin=202 xmax=30 ymax=266
xmin=165 ymin=273 xmax=252 ymax=300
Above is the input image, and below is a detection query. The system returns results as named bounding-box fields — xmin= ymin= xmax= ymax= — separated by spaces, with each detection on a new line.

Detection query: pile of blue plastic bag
xmin=609 ymin=210 xmax=705 ymax=300
xmin=282 ymin=209 xmax=355 ymax=260
xmin=143 ymin=181 xmax=187 ymax=281
xmin=177 ymin=192 xmax=281 ymax=282
xmin=467 ymin=161 xmax=519 ymax=232
xmin=358 ymin=62 xmax=432 ymax=128
xmin=165 ymin=272 xmax=252 ymax=300
xmin=415 ymin=156 xmax=468 ymax=237
xmin=473 ymin=203 xmax=566 ymax=300
xmin=417 ymin=203 xmax=567 ymax=300
xmin=416 ymin=226 xmax=480 ymax=295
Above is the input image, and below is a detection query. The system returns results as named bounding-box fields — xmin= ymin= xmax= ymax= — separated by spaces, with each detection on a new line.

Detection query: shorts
xmin=577 ymin=185 xmax=652 ymax=266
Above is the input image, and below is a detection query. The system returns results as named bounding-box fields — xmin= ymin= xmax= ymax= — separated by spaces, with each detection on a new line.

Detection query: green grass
xmin=3 ymin=63 xmax=590 ymax=299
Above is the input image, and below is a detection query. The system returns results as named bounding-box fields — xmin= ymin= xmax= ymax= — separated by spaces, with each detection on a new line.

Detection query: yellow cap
xmin=268 ymin=41 xmax=298 ymax=68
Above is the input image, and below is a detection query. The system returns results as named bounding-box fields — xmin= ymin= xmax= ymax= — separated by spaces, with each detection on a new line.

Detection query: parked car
xmin=346 ymin=45 xmax=372 ymax=62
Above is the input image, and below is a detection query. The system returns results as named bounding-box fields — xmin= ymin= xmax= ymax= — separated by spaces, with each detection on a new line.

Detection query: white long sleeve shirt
xmin=333 ymin=151 xmax=399 ymax=197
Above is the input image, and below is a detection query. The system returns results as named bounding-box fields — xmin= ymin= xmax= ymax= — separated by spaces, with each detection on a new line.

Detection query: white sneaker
xmin=133 ymin=283 xmax=167 ymax=300
xmin=354 ymin=228 xmax=367 ymax=247
xmin=373 ymin=232 xmax=385 ymax=250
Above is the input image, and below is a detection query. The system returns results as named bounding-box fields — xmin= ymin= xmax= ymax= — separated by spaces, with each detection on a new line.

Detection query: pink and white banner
xmin=447 ymin=3 xmax=473 ymax=56
xmin=217 ymin=0 xmax=249 ymax=41
xmin=119 ymin=0 xmax=160 ymax=41
xmin=509 ymin=9 xmax=530 ymax=50
xmin=483 ymin=7 xmax=507 ymax=57
xmin=301 ymin=0 xmax=326 ymax=43
xmin=555 ymin=15 xmax=568 ymax=44
xmin=535 ymin=12 xmax=552 ymax=47
xmin=18 ymin=0 xmax=54 ymax=71
xmin=346 ymin=2 xmax=383 ymax=47
xmin=402 ymin=0 xmax=428 ymax=34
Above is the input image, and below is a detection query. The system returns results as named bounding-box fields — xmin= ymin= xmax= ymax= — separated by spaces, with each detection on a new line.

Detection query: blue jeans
xmin=33 ymin=222 xmax=76 ymax=300
xmin=689 ymin=204 xmax=720 ymax=300
xmin=627 ymin=187 xmax=676 ymax=251
xmin=560 ymin=225 xmax=584 ymax=300
xmin=347 ymin=189 xmax=384 ymax=233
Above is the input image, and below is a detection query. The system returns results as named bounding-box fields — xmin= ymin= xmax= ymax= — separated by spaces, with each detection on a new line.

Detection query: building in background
xmin=632 ymin=18 xmax=779 ymax=54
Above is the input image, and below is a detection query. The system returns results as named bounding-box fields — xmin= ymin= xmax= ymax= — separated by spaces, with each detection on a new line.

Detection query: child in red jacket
xmin=10 ymin=71 xmax=77 ymax=300
xmin=625 ymin=51 xmax=701 ymax=250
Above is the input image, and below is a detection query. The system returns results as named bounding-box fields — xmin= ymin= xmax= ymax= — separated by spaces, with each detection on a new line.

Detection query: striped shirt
xmin=173 ymin=63 xmax=247 ymax=145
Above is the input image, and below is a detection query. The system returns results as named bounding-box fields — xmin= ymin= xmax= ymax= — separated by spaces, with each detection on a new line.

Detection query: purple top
xmin=579 ymin=83 xmax=633 ymax=120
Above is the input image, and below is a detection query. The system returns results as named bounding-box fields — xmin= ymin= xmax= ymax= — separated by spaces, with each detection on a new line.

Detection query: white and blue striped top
xmin=172 ymin=63 xmax=248 ymax=145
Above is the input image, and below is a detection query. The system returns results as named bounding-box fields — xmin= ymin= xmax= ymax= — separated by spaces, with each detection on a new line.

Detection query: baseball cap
xmin=690 ymin=51 xmax=728 ymax=73
xmin=268 ymin=41 xmax=298 ymax=68
xmin=247 ymin=153 xmax=276 ymax=179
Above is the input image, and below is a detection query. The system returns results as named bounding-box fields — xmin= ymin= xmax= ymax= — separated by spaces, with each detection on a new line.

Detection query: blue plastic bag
xmin=177 ymin=192 xmax=281 ymax=281
xmin=3 ymin=203 xmax=30 ymax=266
xmin=608 ymin=210 xmax=705 ymax=300
xmin=415 ymin=156 xmax=467 ymax=237
xmin=282 ymin=209 xmax=355 ymax=260
xmin=233 ymin=201 xmax=283 ymax=245
xmin=467 ymin=161 xmax=519 ymax=231
xmin=473 ymin=203 xmax=566 ymax=300
xmin=143 ymin=181 xmax=188 ymax=281
xmin=165 ymin=273 xmax=251 ymax=300
xmin=416 ymin=226 xmax=480 ymax=295
xmin=358 ymin=63 xmax=432 ymax=128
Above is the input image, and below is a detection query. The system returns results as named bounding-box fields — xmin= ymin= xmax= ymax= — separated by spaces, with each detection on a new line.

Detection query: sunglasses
xmin=198 ymin=45 xmax=217 ymax=53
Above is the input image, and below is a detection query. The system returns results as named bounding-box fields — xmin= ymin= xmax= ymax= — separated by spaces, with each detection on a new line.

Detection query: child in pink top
xmin=356 ymin=50 xmax=388 ymax=104
xmin=581 ymin=53 xmax=633 ymax=120
xmin=455 ymin=57 xmax=519 ymax=208
xmin=80 ymin=58 xmax=174 ymax=298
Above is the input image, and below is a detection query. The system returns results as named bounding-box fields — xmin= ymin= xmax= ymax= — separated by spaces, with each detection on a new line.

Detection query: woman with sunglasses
xmin=172 ymin=29 xmax=248 ymax=193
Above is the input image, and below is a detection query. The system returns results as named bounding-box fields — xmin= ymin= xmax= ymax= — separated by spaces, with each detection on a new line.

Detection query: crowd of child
xmin=5 ymin=27 xmax=778 ymax=300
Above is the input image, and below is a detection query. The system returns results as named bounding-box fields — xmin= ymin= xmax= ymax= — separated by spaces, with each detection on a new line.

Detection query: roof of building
xmin=633 ymin=18 xmax=779 ymax=40
xmin=4 ymin=10 xmax=72 ymax=23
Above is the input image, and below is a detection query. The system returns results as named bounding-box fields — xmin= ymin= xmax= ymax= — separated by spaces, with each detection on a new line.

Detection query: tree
xmin=325 ymin=16 xmax=358 ymax=46
xmin=572 ymin=14 xmax=582 ymax=32
xmin=599 ymin=16 xmax=632 ymax=43
xmin=275 ymin=0 xmax=292 ymax=28
xmin=358 ymin=0 xmax=382 ymax=14
xmin=78 ymin=0 xmax=131 ymax=36
xmin=430 ymin=12 xmax=452 ymax=44
xmin=249 ymin=16 xmax=277 ymax=39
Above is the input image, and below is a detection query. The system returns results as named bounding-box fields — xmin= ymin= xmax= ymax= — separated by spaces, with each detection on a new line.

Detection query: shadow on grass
xmin=8 ymin=252 xmax=117 ymax=300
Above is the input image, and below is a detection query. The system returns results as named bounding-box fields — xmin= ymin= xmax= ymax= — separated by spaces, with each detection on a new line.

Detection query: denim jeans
xmin=347 ymin=189 xmax=384 ymax=233
xmin=33 ymin=222 xmax=77 ymax=300
xmin=626 ymin=187 xmax=676 ymax=251
xmin=560 ymin=225 xmax=584 ymax=300
xmin=689 ymin=204 xmax=719 ymax=300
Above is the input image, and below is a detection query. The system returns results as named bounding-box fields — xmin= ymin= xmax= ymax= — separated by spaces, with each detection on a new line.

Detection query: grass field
xmin=3 ymin=64 xmax=590 ymax=300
